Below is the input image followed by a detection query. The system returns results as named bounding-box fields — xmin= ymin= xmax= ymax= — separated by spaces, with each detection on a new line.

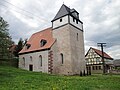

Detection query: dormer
xmin=40 ymin=39 xmax=47 ymax=47
xmin=51 ymin=4 xmax=83 ymax=31
xmin=70 ymin=8 xmax=79 ymax=19
xmin=25 ymin=44 xmax=31 ymax=50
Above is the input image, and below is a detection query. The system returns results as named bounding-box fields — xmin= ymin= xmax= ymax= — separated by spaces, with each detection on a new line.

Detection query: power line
xmin=0 ymin=3 xmax=49 ymax=26
xmin=0 ymin=3 xmax=33 ymax=19
xmin=1 ymin=0 xmax=48 ymax=22
xmin=0 ymin=0 xmax=48 ymax=22
xmin=0 ymin=3 xmax=52 ymax=30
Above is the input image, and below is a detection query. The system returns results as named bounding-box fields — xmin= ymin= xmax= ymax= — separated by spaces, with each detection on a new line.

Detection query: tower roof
xmin=51 ymin=4 xmax=80 ymax=22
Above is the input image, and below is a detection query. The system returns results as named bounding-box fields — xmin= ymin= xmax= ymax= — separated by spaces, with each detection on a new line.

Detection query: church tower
xmin=51 ymin=4 xmax=86 ymax=75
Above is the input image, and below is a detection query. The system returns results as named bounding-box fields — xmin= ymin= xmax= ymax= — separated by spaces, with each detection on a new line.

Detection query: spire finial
xmin=62 ymin=0 xmax=64 ymax=4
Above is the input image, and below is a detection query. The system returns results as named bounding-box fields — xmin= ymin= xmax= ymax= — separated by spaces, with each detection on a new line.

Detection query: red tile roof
xmin=19 ymin=27 xmax=56 ymax=54
xmin=9 ymin=45 xmax=17 ymax=53
xmin=91 ymin=47 xmax=113 ymax=60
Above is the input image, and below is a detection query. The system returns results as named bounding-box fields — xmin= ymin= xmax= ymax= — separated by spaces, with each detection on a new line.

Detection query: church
xmin=19 ymin=4 xmax=86 ymax=75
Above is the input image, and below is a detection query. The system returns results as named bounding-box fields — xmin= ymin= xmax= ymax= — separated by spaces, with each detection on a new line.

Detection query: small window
xmin=99 ymin=66 xmax=101 ymax=70
xmin=96 ymin=66 xmax=98 ymax=70
xmin=30 ymin=56 xmax=32 ymax=61
xmin=60 ymin=53 xmax=64 ymax=64
xmin=39 ymin=55 xmax=42 ymax=67
xmin=60 ymin=18 xmax=62 ymax=22
xmin=40 ymin=39 xmax=47 ymax=47
xmin=73 ymin=17 xmax=75 ymax=22
xmin=76 ymin=20 xmax=78 ymax=24
xmin=77 ymin=33 xmax=78 ymax=41
xmin=92 ymin=66 xmax=95 ymax=70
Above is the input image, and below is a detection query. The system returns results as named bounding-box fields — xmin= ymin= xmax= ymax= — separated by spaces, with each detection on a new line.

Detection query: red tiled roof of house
xmin=91 ymin=47 xmax=113 ymax=60
xmin=9 ymin=45 xmax=17 ymax=53
xmin=19 ymin=27 xmax=56 ymax=54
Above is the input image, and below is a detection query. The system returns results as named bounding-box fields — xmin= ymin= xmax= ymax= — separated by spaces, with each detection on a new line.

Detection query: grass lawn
xmin=0 ymin=66 xmax=120 ymax=90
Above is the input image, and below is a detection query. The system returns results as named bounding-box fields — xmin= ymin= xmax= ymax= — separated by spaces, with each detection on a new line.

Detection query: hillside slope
xmin=0 ymin=66 xmax=120 ymax=90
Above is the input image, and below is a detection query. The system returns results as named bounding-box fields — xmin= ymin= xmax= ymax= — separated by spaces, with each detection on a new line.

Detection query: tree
xmin=0 ymin=16 xmax=13 ymax=60
xmin=15 ymin=38 xmax=24 ymax=57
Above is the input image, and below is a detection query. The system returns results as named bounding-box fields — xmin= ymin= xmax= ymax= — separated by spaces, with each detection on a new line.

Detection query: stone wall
xmin=53 ymin=24 xmax=73 ymax=75
xmin=52 ymin=24 xmax=86 ymax=75
xmin=19 ymin=50 xmax=49 ymax=73
xmin=69 ymin=25 xmax=86 ymax=75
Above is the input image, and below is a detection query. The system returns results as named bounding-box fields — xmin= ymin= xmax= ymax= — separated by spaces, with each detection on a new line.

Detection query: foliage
xmin=0 ymin=16 xmax=13 ymax=60
xmin=13 ymin=38 xmax=27 ymax=57
xmin=13 ymin=38 xmax=24 ymax=57
xmin=0 ymin=65 xmax=120 ymax=90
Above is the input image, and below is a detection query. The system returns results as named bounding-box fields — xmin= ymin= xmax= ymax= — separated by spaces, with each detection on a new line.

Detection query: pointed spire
xmin=51 ymin=4 xmax=81 ymax=22
xmin=51 ymin=4 xmax=70 ymax=22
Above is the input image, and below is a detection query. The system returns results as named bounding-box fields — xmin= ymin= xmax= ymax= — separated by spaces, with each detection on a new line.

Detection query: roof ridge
xmin=91 ymin=47 xmax=113 ymax=59
xmin=92 ymin=47 xmax=105 ymax=53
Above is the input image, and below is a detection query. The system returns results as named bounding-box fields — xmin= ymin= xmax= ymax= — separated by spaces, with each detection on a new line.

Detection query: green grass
xmin=0 ymin=66 xmax=120 ymax=90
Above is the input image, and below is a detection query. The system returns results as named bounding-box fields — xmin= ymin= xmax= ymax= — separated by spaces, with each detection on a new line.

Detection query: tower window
xmin=73 ymin=17 xmax=75 ymax=22
xmin=76 ymin=20 xmax=78 ymax=24
xmin=77 ymin=33 xmax=78 ymax=41
xmin=60 ymin=53 xmax=64 ymax=64
xmin=60 ymin=18 xmax=62 ymax=22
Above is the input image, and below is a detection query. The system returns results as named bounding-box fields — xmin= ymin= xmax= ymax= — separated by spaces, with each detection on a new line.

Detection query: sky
xmin=0 ymin=0 xmax=120 ymax=59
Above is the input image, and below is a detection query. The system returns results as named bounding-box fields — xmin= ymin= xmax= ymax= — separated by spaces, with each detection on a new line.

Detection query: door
xmin=29 ymin=65 xmax=33 ymax=71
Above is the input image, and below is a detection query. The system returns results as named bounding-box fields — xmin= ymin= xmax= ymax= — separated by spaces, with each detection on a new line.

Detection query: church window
xmin=40 ymin=39 xmax=47 ymax=47
xmin=60 ymin=18 xmax=62 ymax=22
xmin=30 ymin=56 xmax=32 ymax=61
xmin=39 ymin=55 xmax=42 ymax=67
xmin=77 ymin=33 xmax=78 ymax=41
xmin=60 ymin=53 xmax=64 ymax=64
xmin=23 ymin=57 xmax=25 ymax=67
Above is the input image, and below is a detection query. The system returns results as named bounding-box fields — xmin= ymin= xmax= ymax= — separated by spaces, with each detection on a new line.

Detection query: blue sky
xmin=0 ymin=0 xmax=120 ymax=59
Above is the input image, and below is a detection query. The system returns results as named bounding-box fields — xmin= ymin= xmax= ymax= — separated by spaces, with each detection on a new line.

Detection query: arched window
xmin=60 ymin=53 xmax=64 ymax=64
xmin=23 ymin=57 xmax=25 ymax=67
xmin=39 ymin=55 xmax=42 ymax=67
xmin=30 ymin=56 xmax=32 ymax=61
xmin=77 ymin=33 xmax=78 ymax=41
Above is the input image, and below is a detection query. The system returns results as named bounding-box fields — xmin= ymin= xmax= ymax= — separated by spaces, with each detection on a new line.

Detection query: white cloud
xmin=0 ymin=0 xmax=120 ymax=59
